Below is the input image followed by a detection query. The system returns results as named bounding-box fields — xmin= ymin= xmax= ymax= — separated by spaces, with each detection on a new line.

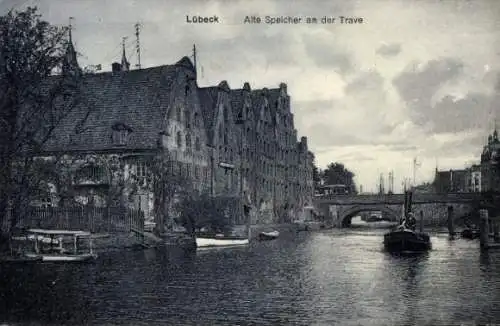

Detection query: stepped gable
xmin=250 ymin=89 xmax=266 ymax=119
xmin=230 ymin=82 xmax=251 ymax=121
xmin=230 ymin=89 xmax=244 ymax=120
xmin=268 ymin=88 xmax=280 ymax=122
xmin=38 ymin=64 xmax=180 ymax=153
xmin=197 ymin=86 xmax=220 ymax=146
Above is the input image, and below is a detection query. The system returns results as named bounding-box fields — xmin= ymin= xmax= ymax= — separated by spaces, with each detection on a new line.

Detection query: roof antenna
xmin=135 ymin=22 xmax=142 ymax=69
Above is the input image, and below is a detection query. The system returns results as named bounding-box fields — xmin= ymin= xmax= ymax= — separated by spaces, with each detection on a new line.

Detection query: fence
xmin=3 ymin=205 xmax=145 ymax=234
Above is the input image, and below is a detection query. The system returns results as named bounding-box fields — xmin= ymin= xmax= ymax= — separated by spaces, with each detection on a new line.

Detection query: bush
xmin=176 ymin=194 xmax=237 ymax=235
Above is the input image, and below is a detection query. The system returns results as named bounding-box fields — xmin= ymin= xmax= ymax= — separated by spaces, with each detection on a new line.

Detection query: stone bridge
xmin=313 ymin=193 xmax=484 ymax=228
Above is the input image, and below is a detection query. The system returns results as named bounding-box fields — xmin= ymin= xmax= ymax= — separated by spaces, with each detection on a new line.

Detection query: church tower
xmin=120 ymin=38 xmax=130 ymax=72
xmin=62 ymin=17 xmax=82 ymax=77
xmin=493 ymin=123 xmax=498 ymax=142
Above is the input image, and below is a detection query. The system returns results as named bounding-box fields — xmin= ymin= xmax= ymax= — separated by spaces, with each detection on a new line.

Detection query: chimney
xmin=301 ymin=136 xmax=308 ymax=147
xmin=112 ymin=62 xmax=121 ymax=72
xmin=279 ymin=82 xmax=287 ymax=95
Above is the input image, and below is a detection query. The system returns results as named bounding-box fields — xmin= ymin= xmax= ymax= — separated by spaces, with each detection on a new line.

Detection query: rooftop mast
xmin=68 ymin=17 xmax=74 ymax=43
xmin=192 ymin=44 xmax=197 ymax=74
xmin=135 ymin=22 xmax=141 ymax=69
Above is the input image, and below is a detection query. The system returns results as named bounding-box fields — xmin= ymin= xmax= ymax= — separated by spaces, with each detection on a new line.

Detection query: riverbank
xmin=0 ymin=223 xmax=302 ymax=257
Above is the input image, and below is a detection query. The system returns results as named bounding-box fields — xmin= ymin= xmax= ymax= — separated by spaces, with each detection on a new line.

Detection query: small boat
xmin=195 ymin=201 xmax=252 ymax=249
xmin=258 ymin=230 xmax=280 ymax=241
xmin=461 ymin=228 xmax=480 ymax=240
xmin=384 ymin=225 xmax=431 ymax=253
xmin=24 ymin=252 xmax=96 ymax=262
xmin=196 ymin=233 xmax=249 ymax=248
xmin=383 ymin=190 xmax=431 ymax=253
xmin=21 ymin=229 xmax=98 ymax=262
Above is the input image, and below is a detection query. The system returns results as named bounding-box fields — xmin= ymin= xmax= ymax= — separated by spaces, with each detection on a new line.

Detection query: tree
xmin=175 ymin=193 xmax=235 ymax=235
xmin=322 ymin=162 xmax=357 ymax=194
xmin=312 ymin=161 xmax=322 ymax=186
xmin=0 ymin=7 xmax=84 ymax=231
xmin=137 ymin=152 xmax=196 ymax=236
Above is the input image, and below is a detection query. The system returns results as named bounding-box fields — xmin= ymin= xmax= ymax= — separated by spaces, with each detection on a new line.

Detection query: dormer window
xmin=111 ymin=122 xmax=133 ymax=146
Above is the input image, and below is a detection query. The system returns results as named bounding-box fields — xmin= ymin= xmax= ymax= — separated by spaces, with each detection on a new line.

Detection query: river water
xmin=1 ymin=228 xmax=500 ymax=325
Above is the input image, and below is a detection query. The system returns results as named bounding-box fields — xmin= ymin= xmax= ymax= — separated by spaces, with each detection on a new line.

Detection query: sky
xmin=2 ymin=0 xmax=500 ymax=193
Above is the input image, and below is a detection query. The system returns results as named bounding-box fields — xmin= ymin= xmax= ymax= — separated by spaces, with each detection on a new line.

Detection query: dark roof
xmin=40 ymin=64 xmax=179 ymax=152
xmin=198 ymin=86 xmax=219 ymax=146
xmin=268 ymin=88 xmax=280 ymax=119
xmin=251 ymin=90 xmax=265 ymax=119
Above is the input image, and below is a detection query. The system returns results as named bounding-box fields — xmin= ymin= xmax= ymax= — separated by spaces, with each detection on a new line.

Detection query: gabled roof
xmin=268 ymin=88 xmax=280 ymax=123
xmin=39 ymin=64 xmax=180 ymax=152
xmin=230 ymin=89 xmax=245 ymax=121
xmin=198 ymin=86 xmax=219 ymax=146
xmin=251 ymin=90 xmax=265 ymax=119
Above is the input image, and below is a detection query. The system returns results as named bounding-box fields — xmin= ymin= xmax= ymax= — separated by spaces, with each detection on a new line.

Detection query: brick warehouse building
xmin=26 ymin=35 xmax=315 ymax=227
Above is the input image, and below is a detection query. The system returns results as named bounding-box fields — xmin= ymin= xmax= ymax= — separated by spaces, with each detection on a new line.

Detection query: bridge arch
xmin=340 ymin=205 xmax=401 ymax=227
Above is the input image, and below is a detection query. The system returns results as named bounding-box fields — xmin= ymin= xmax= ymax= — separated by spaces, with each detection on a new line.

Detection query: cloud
xmin=393 ymin=58 xmax=465 ymax=107
xmin=376 ymin=43 xmax=402 ymax=57
xmin=394 ymin=59 xmax=500 ymax=134
xmin=302 ymin=32 xmax=353 ymax=74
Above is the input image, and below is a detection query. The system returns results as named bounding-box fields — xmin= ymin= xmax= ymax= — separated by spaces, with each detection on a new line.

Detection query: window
xmin=223 ymin=107 xmax=229 ymax=122
xmin=178 ymin=162 xmax=183 ymax=175
xmin=185 ymin=110 xmax=191 ymax=128
xmin=136 ymin=161 xmax=147 ymax=178
xmin=194 ymin=112 xmax=199 ymax=127
xmin=111 ymin=123 xmax=132 ymax=146
xmin=176 ymin=105 xmax=182 ymax=121
xmin=195 ymin=137 xmax=201 ymax=151
xmin=224 ymin=128 xmax=228 ymax=145
xmin=194 ymin=165 xmax=200 ymax=179
xmin=186 ymin=134 xmax=192 ymax=148
xmin=185 ymin=84 xmax=190 ymax=97
xmin=176 ymin=131 xmax=182 ymax=147
xmin=114 ymin=130 xmax=128 ymax=145
xmin=218 ymin=125 xmax=223 ymax=142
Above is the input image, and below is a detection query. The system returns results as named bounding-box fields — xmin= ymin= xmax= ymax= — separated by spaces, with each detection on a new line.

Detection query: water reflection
xmin=383 ymin=252 xmax=429 ymax=325
xmin=480 ymin=250 xmax=491 ymax=269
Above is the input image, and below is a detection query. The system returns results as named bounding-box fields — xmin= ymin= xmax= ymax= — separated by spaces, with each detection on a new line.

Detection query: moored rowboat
xmin=258 ymin=230 xmax=280 ymax=241
xmin=196 ymin=235 xmax=249 ymax=248
xmin=24 ymin=252 xmax=97 ymax=262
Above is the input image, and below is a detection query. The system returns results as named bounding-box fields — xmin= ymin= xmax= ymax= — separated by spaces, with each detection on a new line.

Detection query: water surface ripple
xmin=1 ymin=229 xmax=500 ymax=325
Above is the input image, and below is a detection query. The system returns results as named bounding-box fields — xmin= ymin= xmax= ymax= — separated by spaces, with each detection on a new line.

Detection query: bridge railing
xmin=314 ymin=192 xmax=484 ymax=203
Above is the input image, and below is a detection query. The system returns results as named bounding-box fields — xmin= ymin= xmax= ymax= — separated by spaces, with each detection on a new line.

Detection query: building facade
xmin=29 ymin=37 xmax=314 ymax=226
xmin=480 ymin=128 xmax=500 ymax=192
xmin=432 ymin=128 xmax=500 ymax=194
xmin=433 ymin=168 xmax=475 ymax=193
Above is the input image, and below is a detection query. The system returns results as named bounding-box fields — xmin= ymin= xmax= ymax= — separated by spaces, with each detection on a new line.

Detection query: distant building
xmin=432 ymin=169 xmax=469 ymax=193
xmin=480 ymin=128 xmax=500 ymax=192
xmin=412 ymin=183 xmax=434 ymax=193
xmin=470 ymin=165 xmax=481 ymax=192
